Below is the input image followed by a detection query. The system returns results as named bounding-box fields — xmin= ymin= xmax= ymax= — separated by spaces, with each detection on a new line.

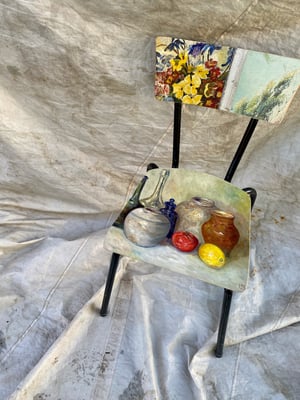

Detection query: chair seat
xmin=104 ymin=168 xmax=251 ymax=292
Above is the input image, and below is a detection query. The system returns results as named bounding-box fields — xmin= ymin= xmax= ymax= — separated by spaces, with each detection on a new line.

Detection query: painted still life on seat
xmin=155 ymin=36 xmax=300 ymax=123
xmin=105 ymin=169 xmax=251 ymax=292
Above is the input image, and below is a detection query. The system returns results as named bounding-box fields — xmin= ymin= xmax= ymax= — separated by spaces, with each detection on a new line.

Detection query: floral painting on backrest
xmin=155 ymin=36 xmax=300 ymax=123
xmin=155 ymin=37 xmax=234 ymax=109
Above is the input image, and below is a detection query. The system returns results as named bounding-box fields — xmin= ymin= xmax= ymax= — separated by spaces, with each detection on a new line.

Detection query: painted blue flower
xmin=221 ymin=47 xmax=236 ymax=67
xmin=156 ymin=52 xmax=173 ymax=71
xmin=165 ymin=38 xmax=185 ymax=53
xmin=189 ymin=43 xmax=222 ymax=57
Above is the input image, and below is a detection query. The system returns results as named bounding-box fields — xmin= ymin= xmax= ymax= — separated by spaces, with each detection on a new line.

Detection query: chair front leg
xmin=100 ymin=252 xmax=120 ymax=316
xmin=215 ymin=288 xmax=233 ymax=358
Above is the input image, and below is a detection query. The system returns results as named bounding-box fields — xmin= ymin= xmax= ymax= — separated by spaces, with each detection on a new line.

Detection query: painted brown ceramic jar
xmin=201 ymin=210 xmax=240 ymax=255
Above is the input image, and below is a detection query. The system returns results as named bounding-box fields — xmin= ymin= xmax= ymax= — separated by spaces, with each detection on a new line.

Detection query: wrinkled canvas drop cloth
xmin=0 ymin=1 xmax=300 ymax=399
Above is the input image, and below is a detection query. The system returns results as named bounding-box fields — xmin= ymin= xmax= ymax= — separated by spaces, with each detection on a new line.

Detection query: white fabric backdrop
xmin=0 ymin=1 xmax=299 ymax=399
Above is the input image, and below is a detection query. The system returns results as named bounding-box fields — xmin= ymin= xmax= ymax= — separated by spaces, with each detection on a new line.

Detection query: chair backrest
xmin=155 ymin=36 xmax=300 ymax=123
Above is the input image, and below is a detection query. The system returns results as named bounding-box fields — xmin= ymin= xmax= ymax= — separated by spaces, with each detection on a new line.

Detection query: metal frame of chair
xmin=100 ymin=101 xmax=257 ymax=358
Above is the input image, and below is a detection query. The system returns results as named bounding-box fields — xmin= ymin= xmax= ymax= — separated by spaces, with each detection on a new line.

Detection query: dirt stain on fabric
xmin=33 ymin=393 xmax=51 ymax=400
xmin=119 ymin=370 xmax=145 ymax=400
xmin=7 ymin=65 xmax=21 ymax=77
xmin=0 ymin=330 xmax=7 ymax=352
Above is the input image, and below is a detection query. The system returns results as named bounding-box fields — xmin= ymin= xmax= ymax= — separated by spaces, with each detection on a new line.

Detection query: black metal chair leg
xmin=215 ymin=288 xmax=233 ymax=358
xmin=224 ymin=118 xmax=258 ymax=183
xmin=172 ymin=102 xmax=182 ymax=168
xmin=100 ymin=252 xmax=120 ymax=316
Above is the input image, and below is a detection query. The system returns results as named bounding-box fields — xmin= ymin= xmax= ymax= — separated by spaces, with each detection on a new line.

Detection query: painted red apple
xmin=171 ymin=231 xmax=199 ymax=252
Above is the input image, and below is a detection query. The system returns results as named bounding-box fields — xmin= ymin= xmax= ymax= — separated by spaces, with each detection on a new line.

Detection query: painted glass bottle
xmin=113 ymin=175 xmax=148 ymax=228
xmin=139 ymin=169 xmax=170 ymax=210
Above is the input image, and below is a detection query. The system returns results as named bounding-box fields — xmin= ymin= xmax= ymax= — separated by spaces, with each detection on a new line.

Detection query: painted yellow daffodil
xmin=182 ymin=74 xmax=201 ymax=96
xmin=182 ymin=94 xmax=203 ymax=105
xmin=172 ymin=80 xmax=185 ymax=100
xmin=195 ymin=64 xmax=209 ymax=79
xmin=170 ymin=52 xmax=188 ymax=72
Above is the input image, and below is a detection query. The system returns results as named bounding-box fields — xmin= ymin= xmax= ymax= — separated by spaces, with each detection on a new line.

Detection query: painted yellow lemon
xmin=198 ymin=243 xmax=226 ymax=268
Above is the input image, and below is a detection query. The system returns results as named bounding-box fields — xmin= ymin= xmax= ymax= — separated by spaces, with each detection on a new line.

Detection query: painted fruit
xmin=172 ymin=231 xmax=199 ymax=252
xmin=198 ymin=243 xmax=226 ymax=268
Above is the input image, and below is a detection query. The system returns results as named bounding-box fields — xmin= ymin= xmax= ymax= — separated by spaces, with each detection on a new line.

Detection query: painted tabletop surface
xmin=104 ymin=169 xmax=251 ymax=292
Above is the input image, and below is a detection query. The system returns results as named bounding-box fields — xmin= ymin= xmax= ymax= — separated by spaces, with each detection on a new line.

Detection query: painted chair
xmin=99 ymin=37 xmax=300 ymax=357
